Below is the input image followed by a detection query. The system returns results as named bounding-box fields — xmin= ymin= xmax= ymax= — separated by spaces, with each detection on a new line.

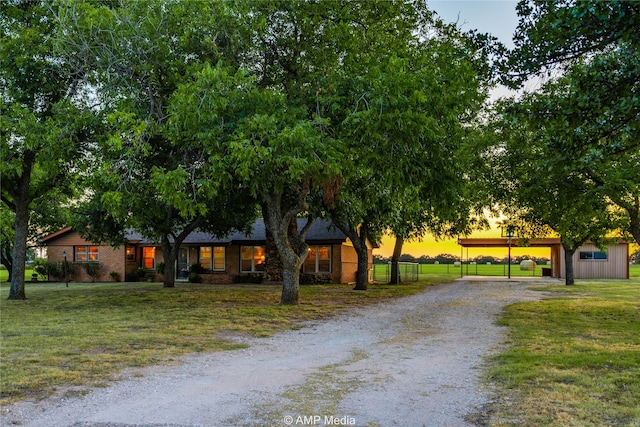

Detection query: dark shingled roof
xmin=124 ymin=218 xmax=347 ymax=245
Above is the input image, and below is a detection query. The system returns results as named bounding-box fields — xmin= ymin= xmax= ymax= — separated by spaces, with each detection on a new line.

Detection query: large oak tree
xmin=502 ymin=0 xmax=640 ymax=247
xmin=1 ymin=1 xmax=94 ymax=299
xmin=58 ymin=0 xmax=256 ymax=287
xmin=326 ymin=19 xmax=491 ymax=288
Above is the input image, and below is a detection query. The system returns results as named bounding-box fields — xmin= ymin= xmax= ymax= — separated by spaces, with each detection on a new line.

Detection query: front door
xmin=177 ymin=247 xmax=189 ymax=280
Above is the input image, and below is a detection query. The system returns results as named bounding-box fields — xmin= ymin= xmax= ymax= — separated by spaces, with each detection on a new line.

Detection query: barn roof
xmin=457 ymin=238 xmax=561 ymax=248
xmin=457 ymin=237 xmax=628 ymax=248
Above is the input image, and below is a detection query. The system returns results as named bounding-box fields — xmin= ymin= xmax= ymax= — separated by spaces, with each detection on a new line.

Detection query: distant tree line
xmin=373 ymin=253 xmax=549 ymax=265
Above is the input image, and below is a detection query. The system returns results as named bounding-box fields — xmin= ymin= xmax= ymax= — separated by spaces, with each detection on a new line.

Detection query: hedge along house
xmin=40 ymin=219 xmax=375 ymax=284
xmin=457 ymin=238 xmax=630 ymax=279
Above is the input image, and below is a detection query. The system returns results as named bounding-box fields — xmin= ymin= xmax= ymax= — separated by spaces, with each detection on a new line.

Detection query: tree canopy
xmin=500 ymin=0 xmax=640 ymax=246
xmin=484 ymin=0 xmax=639 ymax=284
xmin=1 ymin=1 xmax=95 ymax=299
xmin=10 ymin=0 xmax=636 ymax=299
xmin=324 ymin=16 xmax=491 ymax=289
xmin=57 ymin=0 xmax=258 ymax=288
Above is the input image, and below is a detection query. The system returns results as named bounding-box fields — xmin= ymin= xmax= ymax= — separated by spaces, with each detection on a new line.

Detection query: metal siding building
xmin=458 ymin=238 xmax=629 ymax=279
xmin=560 ymin=242 xmax=629 ymax=279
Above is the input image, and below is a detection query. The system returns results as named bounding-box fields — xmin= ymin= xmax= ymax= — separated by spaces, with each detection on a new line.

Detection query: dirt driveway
xmin=1 ymin=279 xmax=552 ymax=427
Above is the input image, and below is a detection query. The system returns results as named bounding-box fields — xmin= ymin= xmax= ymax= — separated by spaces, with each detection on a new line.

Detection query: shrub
xmin=32 ymin=258 xmax=49 ymax=279
xmin=232 ymin=274 xmax=263 ymax=284
xmin=82 ymin=262 xmax=102 ymax=282
xmin=155 ymin=262 xmax=165 ymax=275
xmin=40 ymin=261 xmax=76 ymax=281
xmin=188 ymin=272 xmax=202 ymax=283
xmin=189 ymin=262 xmax=204 ymax=274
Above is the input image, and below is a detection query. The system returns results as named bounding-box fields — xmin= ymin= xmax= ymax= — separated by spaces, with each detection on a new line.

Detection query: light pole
xmin=506 ymin=230 xmax=514 ymax=279
xmin=63 ymin=250 xmax=69 ymax=287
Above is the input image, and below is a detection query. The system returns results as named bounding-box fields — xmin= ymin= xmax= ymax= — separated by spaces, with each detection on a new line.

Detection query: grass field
xmin=485 ymin=278 xmax=640 ymax=426
xmin=373 ymin=263 xmax=640 ymax=281
xmin=0 ymin=269 xmax=35 ymax=282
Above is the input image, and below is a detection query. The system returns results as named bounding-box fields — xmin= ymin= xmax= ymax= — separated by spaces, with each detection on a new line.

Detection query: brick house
xmin=40 ymin=219 xmax=375 ymax=284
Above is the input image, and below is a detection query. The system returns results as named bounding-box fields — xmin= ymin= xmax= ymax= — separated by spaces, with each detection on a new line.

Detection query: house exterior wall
xmin=45 ymin=232 xmax=125 ymax=282
xmin=43 ymin=227 xmax=371 ymax=284
xmin=550 ymin=245 xmax=561 ymax=278
xmin=339 ymin=244 xmax=358 ymax=283
xmin=196 ymin=244 xmax=240 ymax=284
xmin=559 ymin=243 xmax=629 ymax=279
xmin=335 ymin=243 xmax=374 ymax=284
xmin=191 ymin=243 xmax=369 ymax=284
xmin=97 ymin=243 xmax=239 ymax=284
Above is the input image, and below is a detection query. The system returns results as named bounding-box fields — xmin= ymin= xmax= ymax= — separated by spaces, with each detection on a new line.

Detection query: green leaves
xmin=498 ymin=0 xmax=640 ymax=246
xmin=169 ymin=60 xmax=339 ymax=202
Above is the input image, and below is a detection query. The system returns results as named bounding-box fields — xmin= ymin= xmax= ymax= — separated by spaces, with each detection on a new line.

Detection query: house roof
xmin=39 ymin=226 xmax=74 ymax=243
xmin=121 ymin=218 xmax=348 ymax=245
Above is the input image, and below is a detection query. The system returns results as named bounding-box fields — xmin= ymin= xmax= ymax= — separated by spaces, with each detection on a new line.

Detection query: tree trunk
xmin=8 ymin=198 xmax=30 ymax=300
xmin=280 ymin=218 xmax=309 ymax=305
xmin=354 ymin=242 xmax=370 ymax=290
xmin=7 ymin=151 xmax=34 ymax=300
xmin=261 ymin=192 xmax=310 ymax=305
xmin=332 ymin=220 xmax=370 ymax=290
xmin=389 ymin=236 xmax=404 ymax=285
xmin=160 ymin=235 xmax=177 ymax=288
xmin=280 ymin=257 xmax=302 ymax=304
xmin=563 ymin=242 xmax=576 ymax=286
xmin=262 ymin=228 xmax=283 ymax=282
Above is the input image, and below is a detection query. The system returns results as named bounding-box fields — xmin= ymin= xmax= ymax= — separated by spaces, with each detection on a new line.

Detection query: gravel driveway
xmin=1 ymin=278 xmax=552 ymax=427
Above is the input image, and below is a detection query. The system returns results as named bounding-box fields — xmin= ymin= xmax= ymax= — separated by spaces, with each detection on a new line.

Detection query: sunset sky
xmin=374 ymin=223 xmax=552 ymax=259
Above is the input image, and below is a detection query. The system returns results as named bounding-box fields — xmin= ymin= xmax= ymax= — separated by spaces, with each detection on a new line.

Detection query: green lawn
xmin=0 ymin=268 xmax=35 ymax=282
xmin=485 ymin=277 xmax=640 ymax=426
xmin=373 ymin=263 xmax=640 ymax=281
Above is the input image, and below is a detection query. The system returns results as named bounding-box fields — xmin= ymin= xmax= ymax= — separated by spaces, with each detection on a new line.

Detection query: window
xmin=126 ymin=246 xmax=136 ymax=261
xmin=75 ymin=246 xmax=99 ymax=262
xmin=579 ymin=251 xmax=608 ymax=261
xmin=199 ymin=246 xmax=225 ymax=271
xmin=142 ymin=247 xmax=156 ymax=269
xmin=241 ymin=246 xmax=265 ymax=272
xmin=304 ymin=246 xmax=331 ymax=273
